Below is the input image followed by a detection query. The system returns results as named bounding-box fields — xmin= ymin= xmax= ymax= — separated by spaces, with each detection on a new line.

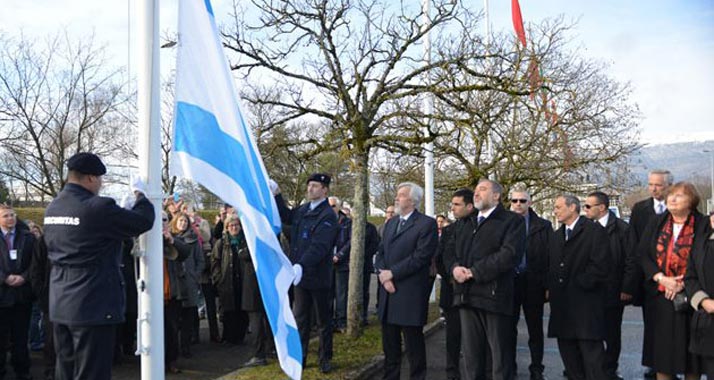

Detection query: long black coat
xmin=547 ymin=217 xmax=610 ymax=340
xmin=603 ymin=211 xmax=639 ymax=307
xmin=236 ymin=240 xmax=263 ymax=313
xmin=375 ymin=210 xmax=438 ymax=327
xmin=450 ymin=204 xmax=526 ymax=316
xmin=629 ymin=197 xmax=659 ymax=305
xmin=43 ymin=184 xmax=155 ymax=326
xmin=275 ymin=195 xmax=339 ymax=290
xmin=0 ymin=227 xmax=37 ymax=307
xmin=521 ymin=209 xmax=552 ymax=305
xmin=685 ymin=219 xmax=714 ymax=357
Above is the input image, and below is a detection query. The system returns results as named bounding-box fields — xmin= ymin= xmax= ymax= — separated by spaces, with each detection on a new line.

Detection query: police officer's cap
xmin=307 ymin=173 xmax=331 ymax=187
xmin=67 ymin=152 xmax=107 ymax=176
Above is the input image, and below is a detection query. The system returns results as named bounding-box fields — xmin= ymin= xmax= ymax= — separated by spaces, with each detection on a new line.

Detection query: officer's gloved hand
xmin=120 ymin=194 xmax=135 ymax=210
xmin=292 ymin=264 xmax=303 ymax=286
xmin=130 ymin=174 xmax=147 ymax=197
xmin=268 ymin=179 xmax=280 ymax=195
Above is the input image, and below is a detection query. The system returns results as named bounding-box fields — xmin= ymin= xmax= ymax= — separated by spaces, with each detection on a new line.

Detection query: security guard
xmin=273 ymin=173 xmax=339 ymax=373
xmin=43 ymin=152 xmax=155 ymax=380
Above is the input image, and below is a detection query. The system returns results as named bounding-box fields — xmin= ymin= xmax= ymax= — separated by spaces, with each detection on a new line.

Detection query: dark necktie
xmin=565 ymin=228 xmax=572 ymax=241
xmin=477 ymin=216 xmax=485 ymax=225
xmin=4 ymin=232 xmax=11 ymax=251
xmin=396 ymin=218 xmax=406 ymax=234
xmin=657 ymin=203 xmax=665 ymax=215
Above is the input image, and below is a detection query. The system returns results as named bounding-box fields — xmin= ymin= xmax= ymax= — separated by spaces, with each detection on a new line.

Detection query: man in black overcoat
xmin=43 ymin=152 xmax=155 ymax=380
xmin=274 ymin=173 xmax=339 ymax=373
xmin=451 ymin=179 xmax=525 ymax=380
xmin=508 ymin=188 xmax=551 ymax=380
xmin=374 ymin=182 xmax=438 ymax=380
xmin=0 ymin=204 xmax=38 ymax=380
xmin=435 ymin=188 xmax=476 ymax=380
xmin=584 ymin=191 xmax=637 ymax=380
xmin=629 ymin=169 xmax=672 ymax=378
xmin=548 ymin=195 xmax=610 ymax=380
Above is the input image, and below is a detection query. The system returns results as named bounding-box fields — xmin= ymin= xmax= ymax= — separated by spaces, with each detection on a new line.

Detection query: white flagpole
xmin=422 ymin=0 xmax=434 ymax=217
xmin=137 ymin=0 xmax=165 ymax=379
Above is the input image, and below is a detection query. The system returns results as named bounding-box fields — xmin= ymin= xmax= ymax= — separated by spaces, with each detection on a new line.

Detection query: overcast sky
xmin=3 ymin=0 xmax=713 ymax=145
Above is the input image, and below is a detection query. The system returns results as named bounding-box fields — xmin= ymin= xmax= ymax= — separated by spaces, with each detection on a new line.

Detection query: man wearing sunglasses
xmin=508 ymin=188 xmax=552 ymax=380
xmin=584 ymin=191 xmax=636 ymax=380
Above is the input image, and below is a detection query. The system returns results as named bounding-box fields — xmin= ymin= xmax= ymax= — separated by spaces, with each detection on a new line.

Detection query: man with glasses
xmin=508 ymin=188 xmax=552 ymax=380
xmin=43 ymin=152 xmax=155 ymax=380
xmin=629 ymin=169 xmax=673 ymax=379
xmin=584 ymin=191 xmax=636 ymax=380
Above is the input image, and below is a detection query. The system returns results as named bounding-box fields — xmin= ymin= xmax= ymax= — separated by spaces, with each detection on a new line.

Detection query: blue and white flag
xmin=172 ymin=1 xmax=302 ymax=378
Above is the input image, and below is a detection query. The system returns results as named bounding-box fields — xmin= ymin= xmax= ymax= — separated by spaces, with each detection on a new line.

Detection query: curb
xmin=345 ymin=317 xmax=445 ymax=380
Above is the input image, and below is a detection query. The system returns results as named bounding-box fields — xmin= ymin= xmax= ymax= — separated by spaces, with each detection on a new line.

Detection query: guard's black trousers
xmin=54 ymin=323 xmax=116 ymax=380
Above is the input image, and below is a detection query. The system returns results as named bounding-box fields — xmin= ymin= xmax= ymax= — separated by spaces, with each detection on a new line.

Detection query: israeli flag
xmin=172 ymin=1 xmax=302 ymax=378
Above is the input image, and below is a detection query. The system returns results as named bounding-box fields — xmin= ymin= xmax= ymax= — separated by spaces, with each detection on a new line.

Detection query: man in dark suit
xmin=0 ymin=205 xmax=38 ymax=380
xmin=375 ymin=182 xmax=438 ymax=380
xmin=274 ymin=173 xmax=339 ymax=373
xmin=508 ymin=188 xmax=551 ymax=380
xmin=43 ymin=152 xmax=155 ymax=380
xmin=328 ymin=196 xmax=352 ymax=332
xmin=629 ymin=169 xmax=672 ymax=379
xmin=436 ymin=188 xmax=476 ymax=380
xmin=451 ymin=179 xmax=525 ymax=380
xmin=584 ymin=191 xmax=637 ymax=380
xmin=548 ymin=195 xmax=610 ymax=380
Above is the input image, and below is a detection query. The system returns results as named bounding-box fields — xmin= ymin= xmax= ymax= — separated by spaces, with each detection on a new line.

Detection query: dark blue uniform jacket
xmin=43 ymin=184 xmax=155 ymax=326
xmin=275 ymin=194 xmax=338 ymax=290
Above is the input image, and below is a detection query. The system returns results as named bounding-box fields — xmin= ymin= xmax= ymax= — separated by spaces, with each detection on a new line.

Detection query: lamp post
xmin=705 ymin=149 xmax=714 ymax=214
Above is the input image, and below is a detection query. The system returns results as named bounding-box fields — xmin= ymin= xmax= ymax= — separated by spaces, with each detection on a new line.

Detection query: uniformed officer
xmin=273 ymin=173 xmax=339 ymax=373
xmin=43 ymin=152 xmax=155 ymax=380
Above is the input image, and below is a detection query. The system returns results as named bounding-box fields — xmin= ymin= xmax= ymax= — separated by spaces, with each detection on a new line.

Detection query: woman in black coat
xmin=685 ymin=213 xmax=714 ymax=378
xmin=210 ymin=214 xmax=250 ymax=344
xmin=640 ymin=182 xmax=704 ymax=380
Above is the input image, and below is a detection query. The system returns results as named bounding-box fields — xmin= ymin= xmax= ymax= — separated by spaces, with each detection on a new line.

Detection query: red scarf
xmin=655 ymin=213 xmax=695 ymax=292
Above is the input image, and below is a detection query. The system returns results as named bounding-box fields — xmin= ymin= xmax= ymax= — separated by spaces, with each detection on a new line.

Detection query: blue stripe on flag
xmin=174 ymin=101 xmax=276 ymax=225
xmin=254 ymin=238 xmax=302 ymax=357
xmin=203 ymin=0 xmax=214 ymax=16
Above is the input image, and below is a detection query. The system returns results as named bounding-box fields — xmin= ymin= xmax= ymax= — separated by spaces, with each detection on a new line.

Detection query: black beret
xmin=67 ymin=152 xmax=107 ymax=176
xmin=306 ymin=173 xmax=331 ymax=186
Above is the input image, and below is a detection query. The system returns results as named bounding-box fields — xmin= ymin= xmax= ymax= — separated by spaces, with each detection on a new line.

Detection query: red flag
xmin=511 ymin=0 xmax=527 ymax=47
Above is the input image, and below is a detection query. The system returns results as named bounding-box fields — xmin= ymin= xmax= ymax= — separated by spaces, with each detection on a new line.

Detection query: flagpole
xmin=422 ymin=0 xmax=434 ymax=217
xmin=136 ymin=0 xmax=165 ymax=379
xmin=484 ymin=0 xmax=496 ymax=181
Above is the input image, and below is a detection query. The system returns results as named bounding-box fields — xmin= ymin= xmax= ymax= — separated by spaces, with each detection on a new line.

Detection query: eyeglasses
xmin=162 ymin=218 xmax=168 ymax=222
xmin=583 ymin=203 xmax=602 ymax=210
xmin=510 ymin=199 xmax=528 ymax=204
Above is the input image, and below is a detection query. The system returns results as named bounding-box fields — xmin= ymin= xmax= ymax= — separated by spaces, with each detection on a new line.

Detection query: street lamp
xmin=704 ymin=149 xmax=714 ymax=214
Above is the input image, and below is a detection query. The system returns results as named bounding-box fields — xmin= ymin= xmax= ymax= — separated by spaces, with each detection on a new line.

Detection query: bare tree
xmin=0 ymin=32 xmax=131 ymax=198
xmin=223 ymin=0 xmax=524 ymax=336
xmin=429 ymin=18 xmax=641 ymax=198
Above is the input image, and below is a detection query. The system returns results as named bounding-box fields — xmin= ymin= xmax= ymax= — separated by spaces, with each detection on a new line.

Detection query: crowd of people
xmin=1 ymin=152 xmax=714 ymax=380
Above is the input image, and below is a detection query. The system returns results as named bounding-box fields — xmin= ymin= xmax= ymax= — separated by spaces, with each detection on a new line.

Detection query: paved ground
xmin=22 ymin=277 xmax=656 ymax=380
xmin=393 ymin=304 xmax=650 ymax=380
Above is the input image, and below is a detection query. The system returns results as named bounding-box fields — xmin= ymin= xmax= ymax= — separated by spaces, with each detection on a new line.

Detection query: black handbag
xmin=673 ymin=292 xmax=689 ymax=312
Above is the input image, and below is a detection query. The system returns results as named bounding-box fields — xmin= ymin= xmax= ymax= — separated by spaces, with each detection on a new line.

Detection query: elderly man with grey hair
xmin=374 ymin=182 xmax=438 ymax=380
xmin=548 ymin=194 xmax=610 ymax=380
xmin=629 ymin=169 xmax=673 ymax=379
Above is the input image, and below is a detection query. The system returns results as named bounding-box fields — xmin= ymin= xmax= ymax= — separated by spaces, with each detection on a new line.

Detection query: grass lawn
xmin=226 ymin=301 xmax=441 ymax=380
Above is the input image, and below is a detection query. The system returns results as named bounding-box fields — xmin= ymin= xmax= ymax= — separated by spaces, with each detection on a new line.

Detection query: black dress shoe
xmin=319 ymin=361 xmax=333 ymax=373
xmin=243 ymin=357 xmax=267 ymax=367
xmin=644 ymin=368 xmax=656 ymax=379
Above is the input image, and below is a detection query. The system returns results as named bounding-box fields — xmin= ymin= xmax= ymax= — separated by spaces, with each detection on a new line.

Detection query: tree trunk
xmin=346 ymin=149 xmax=369 ymax=337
